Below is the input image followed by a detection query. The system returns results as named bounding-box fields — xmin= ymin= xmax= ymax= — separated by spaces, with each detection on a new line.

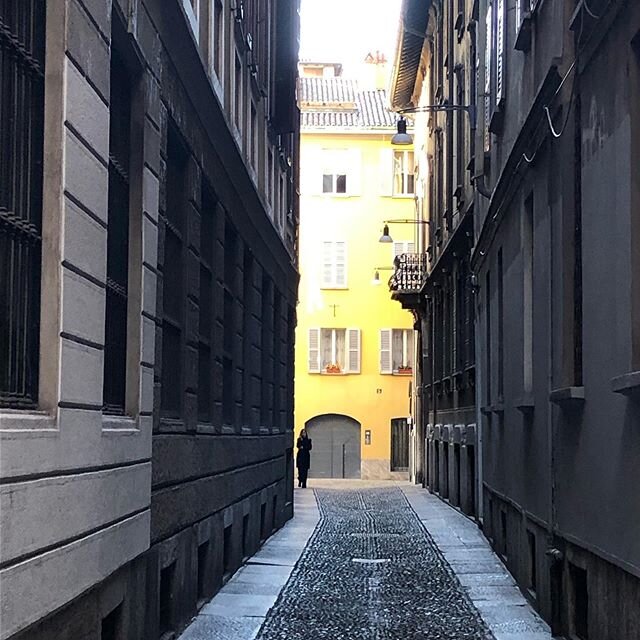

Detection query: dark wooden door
xmin=391 ymin=418 xmax=409 ymax=471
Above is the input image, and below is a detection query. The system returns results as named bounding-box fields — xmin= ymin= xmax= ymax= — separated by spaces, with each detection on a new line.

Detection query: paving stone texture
xmin=179 ymin=481 xmax=553 ymax=640
xmin=257 ymin=487 xmax=493 ymax=640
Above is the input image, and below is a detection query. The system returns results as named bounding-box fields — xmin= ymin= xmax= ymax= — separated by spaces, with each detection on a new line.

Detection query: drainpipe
xmin=474 ymin=293 xmax=484 ymax=524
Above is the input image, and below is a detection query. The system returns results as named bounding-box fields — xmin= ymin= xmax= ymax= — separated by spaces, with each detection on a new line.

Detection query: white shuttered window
xmin=321 ymin=241 xmax=347 ymax=288
xmin=309 ymin=328 xmax=361 ymax=374
xmin=380 ymin=329 xmax=415 ymax=374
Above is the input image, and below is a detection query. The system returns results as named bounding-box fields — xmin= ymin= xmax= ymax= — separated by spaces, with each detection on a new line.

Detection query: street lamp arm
xmin=383 ymin=219 xmax=429 ymax=224
xmin=396 ymin=102 xmax=477 ymax=128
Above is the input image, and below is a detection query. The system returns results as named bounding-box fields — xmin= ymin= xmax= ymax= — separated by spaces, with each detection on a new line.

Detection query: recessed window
xmin=271 ymin=495 xmax=278 ymax=531
xmin=527 ymin=530 xmax=537 ymax=595
xmin=393 ymin=150 xmax=415 ymax=195
xmin=321 ymin=149 xmax=350 ymax=194
xmin=571 ymin=564 xmax=589 ymax=640
xmin=307 ymin=328 xmax=361 ymax=374
xmin=393 ymin=241 xmax=415 ymax=264
xmin=380 ymin=329 xmax=415 ymax=374
xmin=103 ymin=45 xmax=133 ymax=416
xmin=223 ymin=524 xmax=233 ymax=577
xmin=161 ymin=126 xmax=188 ymax=419
xmin=500 ymin=509 xmax=508 ymax=559
xmin=0 ymin=0 xmax=45 ymax=409
xmin=159 ymin=562 xmax=176 ymax=637
xmin=101 ymin=604 xmax=122 ymax=640
xmin=242 ymin=513 xmax=250 ymax=559
xmin=321 ymin=241 xmax=347 ymax=288
xmin=267 ymin=150 xmax=274 ymax=205
xmin=323 ymin=173 xmax=346 ymax=193
xmin=260 ymin=502 xmax=267 ymax=541
xmin=234 ymin=53 xmax=243 ymax=132
xmin=197 ymin=540 xmax=209 ymax=602
xmin=250 ymin=102 xmax=257 ymax=167
xmin=213 ymin=0 xmax=223 ymax=78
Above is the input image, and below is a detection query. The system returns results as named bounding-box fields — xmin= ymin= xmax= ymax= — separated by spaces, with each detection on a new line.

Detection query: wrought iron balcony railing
xmin=388 ymin=253 xmax=428 ymax=293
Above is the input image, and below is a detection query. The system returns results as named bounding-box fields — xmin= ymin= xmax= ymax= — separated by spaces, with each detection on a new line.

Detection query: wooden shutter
xmin=347 ymin=328 xmax=361 ymax=373
xmin=335 ymin=241 xmax=347 ymax=286
xmin=322 ymin=241 xmax=333 ymax=287
xmin=484 ymin=3 xmax=493 ymax=152
xmin=496 ymin=0 xmax=505 ymax=105
xmin=393 ymin=241 xmax=416 ymax=262
xmin=348 ymin=149 xmax=361 ymax=196
xmin=308 ymin=328 xmax=321 ymax=372
xmin=300 ymin=147 xmax=321 ymax=195
xmin=379 ymin=148 xmax=393 ymax=195
xmin=380 ymin=329 xmax=392 ymax=374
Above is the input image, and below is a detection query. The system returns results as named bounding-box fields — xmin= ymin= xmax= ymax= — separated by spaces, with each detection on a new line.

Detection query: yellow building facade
xmin=295 ymin=59 xmax=417 ymax=480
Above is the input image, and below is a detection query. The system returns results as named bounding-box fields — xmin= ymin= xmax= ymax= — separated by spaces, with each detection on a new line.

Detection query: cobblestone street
xmin=257 ymin=487 xmax=492 ymax=640
xmin=180 ymin=482 xmax=552 ymax=640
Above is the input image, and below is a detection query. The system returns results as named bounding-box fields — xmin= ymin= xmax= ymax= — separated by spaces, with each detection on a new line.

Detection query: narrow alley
xmin=180 ymin=483 xmax=552 ymax=640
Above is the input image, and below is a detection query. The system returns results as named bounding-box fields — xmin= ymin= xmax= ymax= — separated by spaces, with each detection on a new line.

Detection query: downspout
xmin=474 ymin=289 xmax=484 ymax=523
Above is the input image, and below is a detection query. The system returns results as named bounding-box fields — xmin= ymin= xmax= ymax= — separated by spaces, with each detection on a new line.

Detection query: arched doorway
xmin=305 ymin=414 xmax=361 ymax=479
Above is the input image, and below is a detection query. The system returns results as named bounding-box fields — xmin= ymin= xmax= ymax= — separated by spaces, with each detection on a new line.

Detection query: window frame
xmin=392 ymin=150 xmax=416 ymax=197
xmin=380 ymin=329 xmax=415 ymax=375
xmin=103 ymin=44 xmax=135 ymax=416
xmin=308 ymin=327 xmax=360 ymax=374
xmin=321 ymin=241 xmax=348 ymax=289
xmin=0 ymin=0 xmax=46 ymax=410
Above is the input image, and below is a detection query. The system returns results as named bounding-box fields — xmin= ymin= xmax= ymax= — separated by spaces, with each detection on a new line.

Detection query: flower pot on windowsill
xmin=325 ymin=364 xmax=342 ymax=374
xmin=397 ymin=366 xmax=413 ymax=375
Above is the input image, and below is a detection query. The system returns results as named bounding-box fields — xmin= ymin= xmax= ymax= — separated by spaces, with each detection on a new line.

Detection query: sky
xmin=299 ymin=0 xmax=403 ymax=69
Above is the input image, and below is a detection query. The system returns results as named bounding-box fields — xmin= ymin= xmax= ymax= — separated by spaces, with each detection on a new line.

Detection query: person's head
xmin=300 ymin=428 xmax=307 ymax=438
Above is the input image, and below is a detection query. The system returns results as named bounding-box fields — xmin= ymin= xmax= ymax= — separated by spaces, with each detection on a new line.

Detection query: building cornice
xmin=389 ymin=0 xmax=434 ymax=111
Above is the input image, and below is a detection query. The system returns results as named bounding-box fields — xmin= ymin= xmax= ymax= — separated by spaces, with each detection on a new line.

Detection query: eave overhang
xmin=389 ymin=0 xmax=433 ymax=111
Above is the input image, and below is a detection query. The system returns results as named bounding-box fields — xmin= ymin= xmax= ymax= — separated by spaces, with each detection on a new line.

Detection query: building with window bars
xmin=295 ymin=57 xmax=418 ymax=481
xmin=389 ymin=0 xmax=478 ymax=515
xmin=389 ymin=0 xmax=640 ymax=638
xmin=0 ymin=1 xmax=299 ymax=638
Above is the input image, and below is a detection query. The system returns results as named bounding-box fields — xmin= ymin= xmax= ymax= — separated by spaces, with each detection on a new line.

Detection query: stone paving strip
xmin=178 ymin=488 xmax=320 ymax=640
xmin=402 ymin=485 xmax=553 ymax=640
xmin=179 ymin=481 xmax=553 ymax=640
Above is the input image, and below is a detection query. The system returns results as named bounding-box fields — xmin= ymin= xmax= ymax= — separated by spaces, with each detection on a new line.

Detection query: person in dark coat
xmin=296 ymin=428 xmax=312 ymax=488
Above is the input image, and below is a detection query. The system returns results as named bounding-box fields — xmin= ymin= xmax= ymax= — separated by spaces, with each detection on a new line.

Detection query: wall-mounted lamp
xmin=371 ymin=266 xmax=393 ymax=286
xmin=379 ymin=224 xmax=393 ymax=243
xmin=391 ymin=102 xmax=477 ymax=146
xmin=378 ymin=219 xmax=429 ymax=244
xmin=391 ymin=117 xmax=413 ymax=145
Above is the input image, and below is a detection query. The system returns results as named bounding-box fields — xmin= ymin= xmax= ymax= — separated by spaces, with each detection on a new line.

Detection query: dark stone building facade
xmin=390 ymin=0 xmax=640 ymax=637
xmin=474 ymin=0 xmax=640 ymax=637
xmin=390 ymin=0 xmax=478 ymax=519
xmin=0 ymin=0 xmax=299 ymax=638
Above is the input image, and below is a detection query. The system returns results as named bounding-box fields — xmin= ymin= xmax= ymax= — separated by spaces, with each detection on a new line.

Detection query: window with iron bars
xmin=103 ymin=47 xmax=133 ymax=415
xmin=161 ymin=126 xmax=188 ymax=419
xmin=0 ymin=0 xmax=46 ymax=408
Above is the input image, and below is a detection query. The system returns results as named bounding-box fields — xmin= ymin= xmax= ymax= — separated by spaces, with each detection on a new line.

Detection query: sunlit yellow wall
xmin=294 ymin=130 xmax=416 ymax=479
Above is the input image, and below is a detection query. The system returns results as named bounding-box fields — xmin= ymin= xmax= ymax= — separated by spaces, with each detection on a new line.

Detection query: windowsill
xmin=310 ymin=371 xmax=359 ymax=376
xmin=611 ymin=370 xmax=640 ymax=399
xmin=319 ymin=193 xmax=355 ymax=198
xmin=515 ymin=393 xmax=535 ymax=415
xmin=391 ymin=194 xmax=415 ymax=199
xmin=514 ymin=13 xmax=533 ymax=51
xmin=394 ymin=371 xmax=414 ymax=376
xmin=489 ymin=106 xmax=505 ymax=135
xmin=549 ymin=386 xmax=585 ymax=407
xmin=320 ymin=286 xmax=348 ymax=291
xmin=102 ymin=414 xmax=139 ymax=433
xmin=480 ymin=404 xmax=504 ymax=415
xmin=158 ymin=418 xmax=188 ymax=433
xmin=0 ymin=410 xmax=56 ymax=433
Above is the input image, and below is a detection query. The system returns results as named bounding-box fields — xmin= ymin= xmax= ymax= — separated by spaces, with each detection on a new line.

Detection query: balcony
xmin=389 ymin=253 xmax=428 ymax=310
